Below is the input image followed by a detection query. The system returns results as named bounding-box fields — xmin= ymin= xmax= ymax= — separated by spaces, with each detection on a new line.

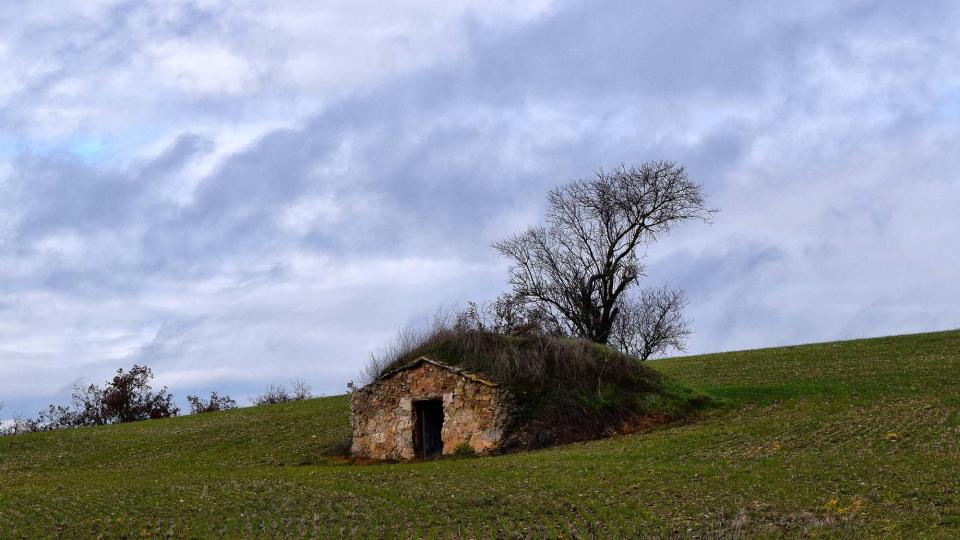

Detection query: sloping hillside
xmin=1 ymin=330 xmax=958 ymax=537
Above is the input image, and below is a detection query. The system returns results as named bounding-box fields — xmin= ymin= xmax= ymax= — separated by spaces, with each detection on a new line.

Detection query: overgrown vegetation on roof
xmin=374 ymin=328 xmax=710 ymax=448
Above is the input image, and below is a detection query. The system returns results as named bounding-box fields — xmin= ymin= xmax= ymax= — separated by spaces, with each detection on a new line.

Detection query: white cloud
xmin=150 ymin=41 xmax=257 ymax=95
xmin=0 ymin=0 xmax=556 ymax=157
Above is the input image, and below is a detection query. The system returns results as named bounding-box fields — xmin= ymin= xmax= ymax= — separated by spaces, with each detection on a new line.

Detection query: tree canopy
xmin=494 ymin=161 xmax=712 ymax=353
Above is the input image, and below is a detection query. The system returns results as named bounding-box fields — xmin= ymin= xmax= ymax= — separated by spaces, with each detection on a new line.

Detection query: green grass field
xmin=2 ymin=330 xmax=959 ymax=538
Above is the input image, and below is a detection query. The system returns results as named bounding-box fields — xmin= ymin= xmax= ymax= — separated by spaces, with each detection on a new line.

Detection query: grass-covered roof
xmin=373 ymin=329 xmax=710 ymax=448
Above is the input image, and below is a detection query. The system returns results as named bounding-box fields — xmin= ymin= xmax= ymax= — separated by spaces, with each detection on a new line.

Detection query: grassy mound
xmin=376 ymin=329 xmax=710 ymax=448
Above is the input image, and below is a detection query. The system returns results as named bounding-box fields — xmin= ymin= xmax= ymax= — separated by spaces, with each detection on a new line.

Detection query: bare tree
xmin=494 ymin=162 xmax=711 ymax=344
xmin=609 ymin=287 xmax=691 ymax=360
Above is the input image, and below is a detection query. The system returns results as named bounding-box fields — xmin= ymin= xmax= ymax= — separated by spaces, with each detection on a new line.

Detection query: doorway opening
xmin=413 ymin=399 xmax=444 ymax=459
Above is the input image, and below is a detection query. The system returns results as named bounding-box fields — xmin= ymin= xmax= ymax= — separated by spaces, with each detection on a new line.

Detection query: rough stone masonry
xmin=350 ymin=358 xmax=515 ymax=460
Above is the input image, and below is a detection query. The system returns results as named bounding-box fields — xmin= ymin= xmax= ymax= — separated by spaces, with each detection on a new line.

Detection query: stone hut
xmin=350 ymin=357 xmax=515 ymax=460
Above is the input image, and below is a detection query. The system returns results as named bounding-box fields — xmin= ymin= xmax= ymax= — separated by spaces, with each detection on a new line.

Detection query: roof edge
xmin=373 ymin=356 xmax=499 ymax=387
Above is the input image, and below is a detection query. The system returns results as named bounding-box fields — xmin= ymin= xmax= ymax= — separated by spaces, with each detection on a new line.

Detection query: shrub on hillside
xmin=186 ymin=392 xmax=237 ymax=414
xmin=250 ymin=378 xmax=312 ymax=406
xmin=0 ymin=415 xmax=37 ymax=436
xmin=7 ymin=365 xmax=179 ymax=432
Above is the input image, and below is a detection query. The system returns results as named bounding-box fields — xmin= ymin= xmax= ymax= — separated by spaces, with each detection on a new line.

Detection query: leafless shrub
xmin=609 ymin=286 xmax=692 ymax=360
xmin=0 ymin=401 xmax=22 ymax=437
xmin=186 ymin=392 xmax=238 ymax=414
xmin=290 ymin=378 xmax=312 ymax=401
xmin=251 ymin=384 xmax=290 ymax=406
xmin=250 ymin=378 xmax=313 ymax=406
xmin=0 ymin=413 xmax=42 ymax=436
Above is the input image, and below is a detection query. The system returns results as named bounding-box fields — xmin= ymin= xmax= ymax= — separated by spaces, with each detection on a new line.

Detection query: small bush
xmin=251 ymin=379 xmax=313 ymax=406
xmin=252 ymin=384 xmax=290 ymax=406
xmin=8 ymin=365 xmax=179 ymax=433
xmin=0 ymin=417 xmax=31 ymax=436
xmin=186 ymin=392 xmax=237 ymax=414
xmin=290 ymin=378 xmax=312 ymax=401
xmin=0 ymin=411 xmax=44 ymax=436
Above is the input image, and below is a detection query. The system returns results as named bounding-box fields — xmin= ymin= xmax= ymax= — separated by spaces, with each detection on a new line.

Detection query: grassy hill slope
xmin=2 ymin=330 xmax=959 ymax=537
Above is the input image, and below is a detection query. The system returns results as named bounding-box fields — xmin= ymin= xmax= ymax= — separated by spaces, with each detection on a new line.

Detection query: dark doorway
xmin=413 ymin=399 xmax=444 ymax=459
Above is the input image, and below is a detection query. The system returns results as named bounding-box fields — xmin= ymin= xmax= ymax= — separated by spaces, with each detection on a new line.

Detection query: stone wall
xmin=350 ymin=359 xmax=515 ymax=460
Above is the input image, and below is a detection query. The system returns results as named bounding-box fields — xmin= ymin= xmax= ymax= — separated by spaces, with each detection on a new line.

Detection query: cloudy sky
xmin=1 ymin=0 xmax=958 ymax=417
